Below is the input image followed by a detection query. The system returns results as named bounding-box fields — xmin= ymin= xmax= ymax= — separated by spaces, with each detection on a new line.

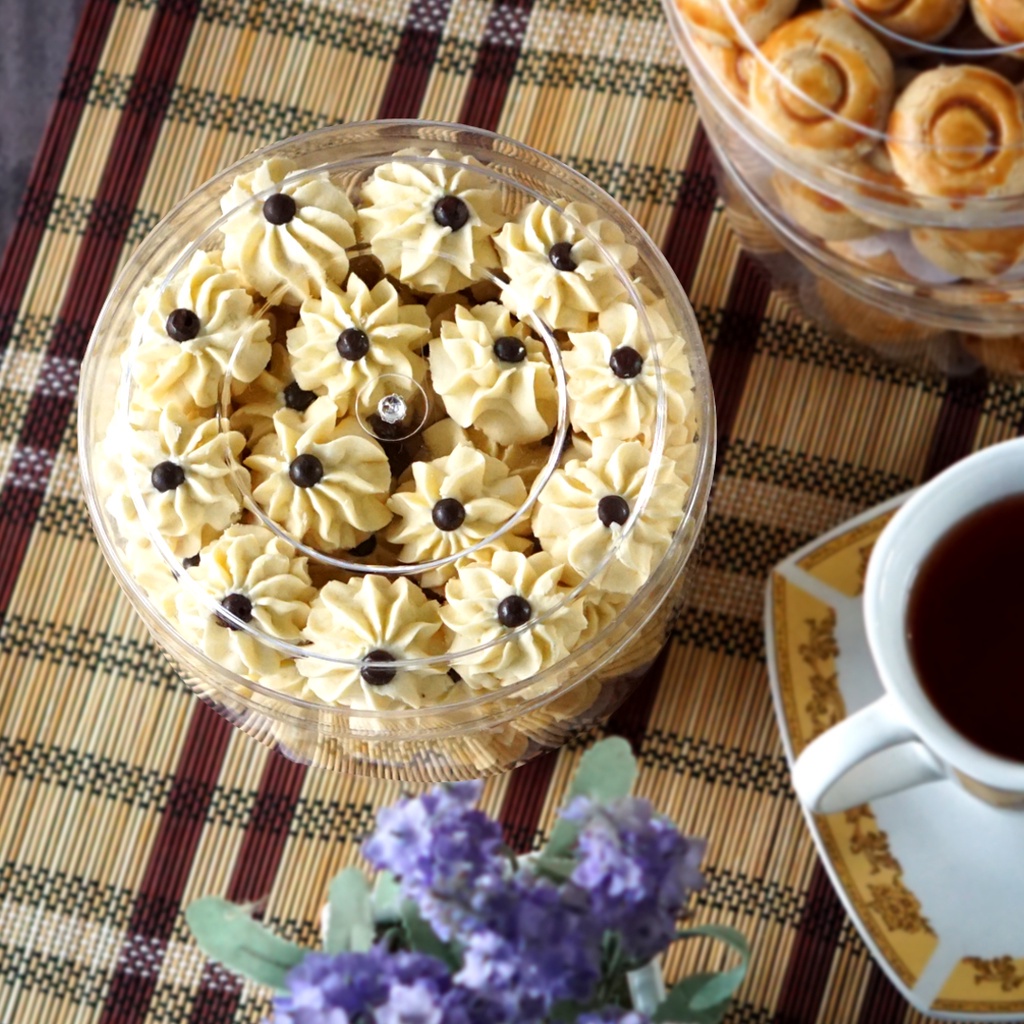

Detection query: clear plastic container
xmin=78 ymin=120 xmax=715 ymax=781
xmin=664 ymin=0 xmax=1024 ymax=373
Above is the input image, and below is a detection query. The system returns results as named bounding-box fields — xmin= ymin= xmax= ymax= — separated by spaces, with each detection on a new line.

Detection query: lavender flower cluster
xmin=271 ymin=780 xmax=704 ymax=1024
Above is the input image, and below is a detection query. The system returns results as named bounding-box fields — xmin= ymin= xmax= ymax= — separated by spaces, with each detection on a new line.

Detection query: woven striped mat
xmin=1 ymin=1 xmax=1019 ymax=1021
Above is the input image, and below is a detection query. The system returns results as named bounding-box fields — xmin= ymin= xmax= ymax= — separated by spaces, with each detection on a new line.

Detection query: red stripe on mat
xmin=458 ymin=0 xmax=533 ymax=131
xmin=0 ymin=1 xmax=217 ymax=1020
xmin=0 ymin=0 xmax=117 ymax=355
xmin=772 ymin=863 xmax=849 ymax=1024
xmin=922 ymin=370 xmax=989 ymax=480
xmin=377 ymin=0 xmax=453 ymax=119
xmin=855 ymin=964 xmax=912 ymax=1024
xmin=186 ymin=755 xmax=309 ymax=1023
xmin=0 ymin=0 xmax=200 ymax=627
xmin=662 ymin=128 xmax=717 ymax=295
xmin=98 ymin=701 xmax=234 ymax=1022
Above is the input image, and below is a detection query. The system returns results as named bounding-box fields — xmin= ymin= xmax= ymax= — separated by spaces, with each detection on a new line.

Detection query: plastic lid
xmin=91 ymin=133 xmax=709 ymax=717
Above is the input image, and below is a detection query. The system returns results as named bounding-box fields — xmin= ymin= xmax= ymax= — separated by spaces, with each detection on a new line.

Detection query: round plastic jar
xmin=78 ymin=120 xmax=715 ymax=781
xmin=665 ymin=0 xmax=1024 ymax=375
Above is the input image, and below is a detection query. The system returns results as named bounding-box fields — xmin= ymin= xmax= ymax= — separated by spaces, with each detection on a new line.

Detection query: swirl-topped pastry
xmin=441 ymin=550 xmax=587 ymax=691
xmin=772 ymin=174 xmax=876 ymax=241
xmin=675 ymin=0 xmax=799 ymax=47
xmin=972 ymin=0 xmax=1024 ymax=51
xmin=692 ymin=39 xmax=756 ymax=108
xmin=220 ymin=157 xmax=357 ymax=305
xmin=123 ymin=406 xmax=245 ymax=557
xmin=298 ymin=575 xmax=451 ymax=710
xmin=564 ymin=301 xmax=694 ymax=444
xmin=175 ymin=524 xmax=315 ymax=693
xmin=286 ymin=274 xmax=430 ymax=417
xmin=385 ymin=444 xmax=532 ymax=585
xmin=749 ymin=11 xmax=895 ymax=162
xmin=910 ymin=226 xmax=1024 ymax=279
xmin=532 ymin=438 xmax=688 ymax=595
xmin=132 ymin=250 xmax=272 ymax=410
xmin=246 ymin=396 xmax=392 ymax=550
xmin=888 ymin=66 xmax=1024 ymax=198
xmin=430 ymin=302 xmax=558 ymax=445
xmin=357 ymin=149 xmax=503 ymax=293
xmin=822 ymin=0 xmax=965 ymax=46
xmin=494 ymin=201 xmax=638 ymax=331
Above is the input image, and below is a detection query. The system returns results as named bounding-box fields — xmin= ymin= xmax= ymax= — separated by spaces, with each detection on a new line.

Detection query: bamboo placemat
xmin=0 ymin=1 xmax=1017 ymax=1021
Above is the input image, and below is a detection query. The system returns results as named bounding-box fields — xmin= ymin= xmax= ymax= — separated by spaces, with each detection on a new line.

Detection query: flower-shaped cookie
xmin=132 ymin=250 xmax=272 ymax=410
xmin=220 ymin=157 xmax=357 ymax=305
xmin=357 ymin=148 xmax=503 ymax=293
xmin=441 ymin=550 xmax=587 ymax=690
xmin=421 ymin=419 xmax=552 ymax=493
xmin=577 ymin=586 xmax=630 ymax=649
xmin=229 ymin=343 xmax=324 ymax=448
xmin=385 ymin=444 xmax=532 ymax=586
xmin=431 ymin=302 xmax=557 ymax=445
xmin=286 ymin=274 xmax=430 ymax=416
xmin=298 ymin=575 xmax=451 ymax=710
xmin=494 ymin=200 xmax=638 ymax=331
xmin=174 ymin=524 xmax=315 ymax=693
xmin=122 ymin=406 xmax=245 ymax=557
xmin=246 ymin=396 xmax=392 ymax=551
xmin=532 ymin=438 xmax=687 ymax=594
xmin=564 ymin=301 xmax=694 ymax=444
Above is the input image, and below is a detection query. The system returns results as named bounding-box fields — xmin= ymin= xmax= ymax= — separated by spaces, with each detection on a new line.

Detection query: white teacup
xmin=792 ymin=437 xmax=1024 ymax=814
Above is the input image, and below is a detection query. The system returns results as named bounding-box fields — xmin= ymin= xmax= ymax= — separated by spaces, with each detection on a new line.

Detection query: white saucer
xmin=764 ymin=494 xmax=1024 ymax=1022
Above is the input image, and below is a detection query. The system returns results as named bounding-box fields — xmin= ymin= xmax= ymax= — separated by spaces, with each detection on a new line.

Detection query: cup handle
xmin=791 ymin=694 xmax=946 ymax=813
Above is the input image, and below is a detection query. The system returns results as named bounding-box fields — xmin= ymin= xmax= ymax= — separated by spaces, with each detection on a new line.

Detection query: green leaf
xmin=325 ymin=868 xmax=374 ymax=954
xmin=185 ymin=897 xmax=307 ymax=992
xmin=372 ymin=870 xmax=403 ymax=925
xmin=400 ymin=900 xmax=459 ymax=970
xmin=530 ymin=853 xmax=577 ymax=883
xmin=541 ymin=737 xmax=639 ymax=861
xmin=568 ymin=736 xmax=638 ymax=803
xmin=652 ymin=925 xmax=750 ymax=1024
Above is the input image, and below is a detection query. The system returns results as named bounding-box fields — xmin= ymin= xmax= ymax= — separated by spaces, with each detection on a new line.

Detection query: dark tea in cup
xmin=907 ymin=493 xmax=1024 ymax=764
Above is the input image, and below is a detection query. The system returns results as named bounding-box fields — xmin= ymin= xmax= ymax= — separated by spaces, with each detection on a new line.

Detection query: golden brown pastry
xmin=971 ymin=0 xmax=1024 ymax=53
xmin=823 ymin=0 xmax=966 ymax=46
xmin=692 ymin=38 xmax=755 ymax=107
xmin=888 ymin=66 xmax=1024 ymax=198
xmin=910 ymin=226 xmax=1024 ymax=279
xmin=772 ymin=173 xmax=877 ymax=240
xmin=811 ymin=275 xmax=941 ymax=345
xmin=837 ymin=147 xmax=913 ymax=230
xmin=719 ymin=171 xmax=785 ymax=254
xmin=675 ymin=0 xmax=799 ymax=47
xmin=749 ymin=11 xmax=896 ymax=162
xmin=828 ymin=239 xmax=917 ymax=281
xmin=961 ymin=332 xmax=1024 ymax=374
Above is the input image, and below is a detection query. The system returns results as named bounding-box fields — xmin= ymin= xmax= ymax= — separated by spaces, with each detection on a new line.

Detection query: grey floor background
xmin=0 ymin=0 xmax=85 ymax=253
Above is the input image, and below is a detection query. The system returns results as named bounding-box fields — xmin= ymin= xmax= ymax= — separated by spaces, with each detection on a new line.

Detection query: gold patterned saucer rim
xmin=764 ymin=491 xmax=1024 ymax=1023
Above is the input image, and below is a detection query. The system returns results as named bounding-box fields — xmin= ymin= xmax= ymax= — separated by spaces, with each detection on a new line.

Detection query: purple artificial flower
xmin=562 ymin=795 xmax=705 ymax=964
xmin=271 ymin=948 xmax=447 ymax=1024
xmin=362 ymin=781 xmax=507 ymax=940
xmin=373 ymin=982 xmax=507 ymax=1024
xmin=271 ymin=946 xmax=505 ymax=1024
xmin=456 ymin=874 xmax=603 ymax=1021
xmin=578 ymin=1011 xmax=651 ymax=1024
